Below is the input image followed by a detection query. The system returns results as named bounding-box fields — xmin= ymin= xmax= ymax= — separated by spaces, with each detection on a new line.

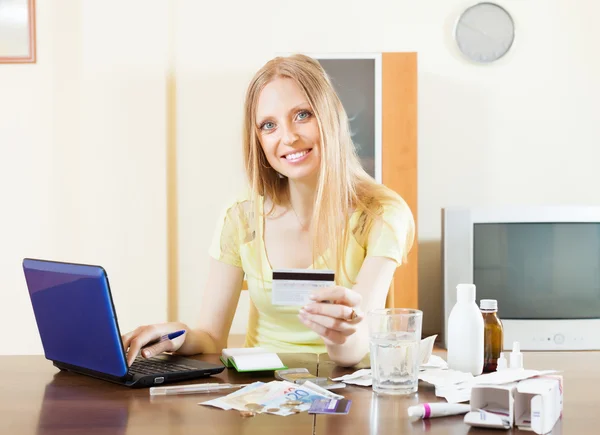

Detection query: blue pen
xmin=147 ymin=329 xmax=186 ymax=347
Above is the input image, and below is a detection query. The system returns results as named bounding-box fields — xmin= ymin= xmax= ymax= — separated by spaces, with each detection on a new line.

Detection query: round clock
xmin=454 ymin=2 xmax=515 ymax=64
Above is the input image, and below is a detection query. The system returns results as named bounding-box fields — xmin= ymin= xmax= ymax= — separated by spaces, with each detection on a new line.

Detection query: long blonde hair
xmin=242 ymin=54 xmax=412 ymax=283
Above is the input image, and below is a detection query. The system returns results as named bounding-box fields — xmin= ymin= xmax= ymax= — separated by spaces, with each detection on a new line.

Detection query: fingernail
xmin=309 ymin=295 xmax=317 ymax=301
xmin=142 ymin=350 xmax=150 ymax=358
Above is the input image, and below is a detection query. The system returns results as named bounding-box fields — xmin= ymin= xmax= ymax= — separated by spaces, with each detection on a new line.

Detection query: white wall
xmin=174 ymin=0 xmax=600 ymax=338
xmin=0 ymin=1 xmax=170 ymax=354
xmin=2 ymin=0 xmax=600 ymax=354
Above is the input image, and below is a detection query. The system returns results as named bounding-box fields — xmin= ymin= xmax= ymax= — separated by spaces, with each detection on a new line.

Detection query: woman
xmin=123 ymin=54 xmax=415 ymax=367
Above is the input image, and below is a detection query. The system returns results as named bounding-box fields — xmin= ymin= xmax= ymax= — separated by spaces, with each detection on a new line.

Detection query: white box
xmin=464 ymin=382 xmax=518 ymax=430
xmin=464 ymin=375 xmax=564 ymax=434
xmin=515 ymin=375 xmax=563 ymax=434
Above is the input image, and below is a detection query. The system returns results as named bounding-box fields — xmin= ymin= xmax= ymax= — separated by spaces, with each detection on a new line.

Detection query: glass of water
xmin=367 ymin=308 xmax=423 ymax=395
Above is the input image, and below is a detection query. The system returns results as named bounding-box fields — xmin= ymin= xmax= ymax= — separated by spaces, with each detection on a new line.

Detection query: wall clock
xmin=454 ymin=2 xmax=515 ymax=64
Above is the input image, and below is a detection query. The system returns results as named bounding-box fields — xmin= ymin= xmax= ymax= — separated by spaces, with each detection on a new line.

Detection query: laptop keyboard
xmin=128 ymin=356 xmax=197 ymax=376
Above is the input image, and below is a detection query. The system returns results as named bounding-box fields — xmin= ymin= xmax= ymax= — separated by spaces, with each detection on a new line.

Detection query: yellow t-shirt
xmin=208 ymin=194 xmax=414 ymax=354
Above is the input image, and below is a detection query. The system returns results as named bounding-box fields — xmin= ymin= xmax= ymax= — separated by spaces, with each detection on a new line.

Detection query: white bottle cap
xmin=497 ymin=352 xmax=508 ymax=371
xmin=510 ymin=341 xmax=523 ymax=369
xmin=457 ymin=284 xmax=476 ymax=303
xmin=480 ymin=299 xmax=498 ymax=311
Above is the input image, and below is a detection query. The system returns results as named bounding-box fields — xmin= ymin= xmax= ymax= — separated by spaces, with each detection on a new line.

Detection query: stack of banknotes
xmin=200 ymin=380 xmax=344 ymax=417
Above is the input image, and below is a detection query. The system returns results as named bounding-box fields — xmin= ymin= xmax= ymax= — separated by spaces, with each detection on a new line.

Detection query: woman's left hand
xmin=298 ymin=286 xmax=364 ymax=345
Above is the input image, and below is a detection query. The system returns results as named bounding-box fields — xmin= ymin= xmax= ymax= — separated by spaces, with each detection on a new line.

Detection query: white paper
xmin=437 ymin=386 xmax=473 ymax=403
xmin=222 ymin=347 xmax=267 ymax=358
xmin=472 ymin=369 xmax=559 ymax=385
xmin=421 ymin=354 xmax=448 ymax=370
xmin=418 ymin=369 xmax=474 ymax=387
xmin=419 ymin=334 xmax=437 ymax=365
xmin=331 ymin=369 xmax=372 ymax=386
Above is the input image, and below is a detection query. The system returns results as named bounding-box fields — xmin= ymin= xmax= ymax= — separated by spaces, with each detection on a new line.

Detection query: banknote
xmin=257 ymin=382 xmax=330 ymax=416
xmin=200 ymin=381 xmax=265 ymax=410
xmin=200 ymin=380 xmax=334 ymax=416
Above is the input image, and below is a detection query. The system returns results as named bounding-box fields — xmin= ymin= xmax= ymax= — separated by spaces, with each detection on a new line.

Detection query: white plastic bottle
xmin=447 ymin=283 xmax=484 ymax=375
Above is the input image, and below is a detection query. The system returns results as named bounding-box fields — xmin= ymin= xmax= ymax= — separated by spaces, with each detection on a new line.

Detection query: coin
xmin=282 ymin=400 xmax=303 ymax=407
xmin=239 ymin=411 xmax=255 ymax=418
xmin=245 ymin=403 xmax=265 ymax=412
xmin=267 ymin=408 xmax=280 ymax=413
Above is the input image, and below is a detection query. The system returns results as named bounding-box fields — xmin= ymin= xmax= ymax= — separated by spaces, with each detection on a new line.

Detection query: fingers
xmin=121 ymin=326 xmax=144 ymax=354
xmin=310 ymin=286 xmax=362 ymax=308
xmin=298 ymin=313 xmax=351 ymax=345
xmin=299 ymin=310 xmax=356 ymax=335
xmin=140 ymin=338 xmax=179 ymax=360
xmin=122 ymin=325 xmax=166 ymax=367
xmin=303 ymin=302 xmax=364 ymax=322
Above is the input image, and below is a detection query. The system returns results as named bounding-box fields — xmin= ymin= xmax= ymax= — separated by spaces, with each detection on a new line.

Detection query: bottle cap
xmin=497 ymin=352 xmax=508 ymax=371
xmin=510 ymin=341 xmax=524 ymax=369
xmin=480 ymin=299 xmax=498 ymax=311
xmin=457 ymin=284 xmax=476 ymax=303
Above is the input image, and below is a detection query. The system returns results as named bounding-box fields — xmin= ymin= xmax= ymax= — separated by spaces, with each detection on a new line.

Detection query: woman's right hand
xmin=121 ymin=322 xmax=188 ymax=367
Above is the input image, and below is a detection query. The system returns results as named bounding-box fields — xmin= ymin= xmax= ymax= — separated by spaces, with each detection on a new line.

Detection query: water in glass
xmin=370 ymin=331 xmax=419 ymax=395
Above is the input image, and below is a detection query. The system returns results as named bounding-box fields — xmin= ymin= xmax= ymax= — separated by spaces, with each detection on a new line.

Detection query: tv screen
xmin=473 ymin=223 xmax=600 ymax=320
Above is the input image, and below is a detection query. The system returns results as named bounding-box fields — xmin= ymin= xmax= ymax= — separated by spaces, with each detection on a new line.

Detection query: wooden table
xmin=1 ymin=353 xmax=317 ymax=435
xmin=1 ymin=351 xmax=598 ymax=434
xmin=318 ymin=350 xmax=600 ymax=434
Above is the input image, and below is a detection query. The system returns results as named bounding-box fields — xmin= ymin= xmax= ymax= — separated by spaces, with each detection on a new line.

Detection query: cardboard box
xmin=515 ymin=375 xmax=563 ymax=434
xmin=463 ymin=375 xmax=564 ymax=434
xmin=464 ymin=382 xmax=518 ymax=430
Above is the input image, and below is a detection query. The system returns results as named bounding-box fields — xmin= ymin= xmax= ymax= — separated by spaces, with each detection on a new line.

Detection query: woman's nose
xmin=281 ymin=124 xmax=299 ymax=146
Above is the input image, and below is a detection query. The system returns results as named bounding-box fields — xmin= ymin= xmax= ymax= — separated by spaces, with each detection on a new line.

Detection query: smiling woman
xmin=254 ymin=78 xmax=322 ymax=183
xmin=122 ymin=54 xmax=416 ymax=368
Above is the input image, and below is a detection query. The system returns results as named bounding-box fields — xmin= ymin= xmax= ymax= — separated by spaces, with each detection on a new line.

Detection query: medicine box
xmin=464 ymin=375 xmax=563 ymax=434
xmin=515 ymin=375 xmax=563 ymax=434
xmin=464 ymin=382 xmax=518 ymax=430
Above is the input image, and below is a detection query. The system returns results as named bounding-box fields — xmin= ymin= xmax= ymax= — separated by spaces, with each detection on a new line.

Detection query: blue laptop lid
xmin=22 ymin=258 xmax=129 ymax=378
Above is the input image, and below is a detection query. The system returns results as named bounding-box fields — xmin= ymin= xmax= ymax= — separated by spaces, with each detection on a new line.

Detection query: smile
xmin=283 ymin=149 xmax=312 ymax=162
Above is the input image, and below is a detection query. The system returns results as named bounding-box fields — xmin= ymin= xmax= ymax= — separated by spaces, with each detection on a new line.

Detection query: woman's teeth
xmin=285 ymin=150 xmax=309 ymax=160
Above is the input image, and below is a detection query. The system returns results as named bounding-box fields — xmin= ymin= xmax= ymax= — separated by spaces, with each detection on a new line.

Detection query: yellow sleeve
xmin=366 ymin=200 xmax=415 ymax=266
xmin=208 ymin=200 xmax=246 ymax=268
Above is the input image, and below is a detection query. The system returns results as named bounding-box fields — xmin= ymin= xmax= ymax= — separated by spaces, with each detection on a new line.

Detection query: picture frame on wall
xmin=316 ymin=54 xmax=382 ymax=183
xmin=0 ymin=0 xmax=36 ymax=63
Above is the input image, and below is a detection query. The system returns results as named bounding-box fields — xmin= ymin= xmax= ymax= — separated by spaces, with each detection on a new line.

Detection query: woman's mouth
xmin=283 ymin=149 xmax=312 ymax=163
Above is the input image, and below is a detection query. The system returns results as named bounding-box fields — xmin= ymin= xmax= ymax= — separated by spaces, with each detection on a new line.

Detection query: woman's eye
xmin=297 ymin=111 xmax=311 ymax=120
xmin=261 ymin=122 xmax=275 ymax=130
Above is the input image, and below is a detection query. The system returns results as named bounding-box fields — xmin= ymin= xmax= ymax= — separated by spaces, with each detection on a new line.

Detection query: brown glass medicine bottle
xmin=480 ymin=299 xmax=504 ymax=373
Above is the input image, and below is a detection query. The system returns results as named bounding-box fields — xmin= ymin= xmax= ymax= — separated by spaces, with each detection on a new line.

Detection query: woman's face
xmin=255 ymin=77 xmax=321 ymax=182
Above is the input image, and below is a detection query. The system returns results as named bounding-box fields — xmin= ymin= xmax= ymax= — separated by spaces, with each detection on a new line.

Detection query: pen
xmin=149 ymin=382 xmax=251 ymax=396
xmin=147 ymin=329 xmax=186 ymax=347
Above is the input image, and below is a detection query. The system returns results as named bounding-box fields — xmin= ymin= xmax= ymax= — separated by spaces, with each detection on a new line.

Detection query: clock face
xmin=455 ymin=2 xmax=515 ymax=63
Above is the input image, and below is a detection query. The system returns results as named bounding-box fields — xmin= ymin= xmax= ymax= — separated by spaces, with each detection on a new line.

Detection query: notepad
xmin=219 ymin=347 xmax=287 ymax=372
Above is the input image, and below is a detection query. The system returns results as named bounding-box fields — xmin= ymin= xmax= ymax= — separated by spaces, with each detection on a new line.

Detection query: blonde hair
xmin=242 ymin=54 xmax=412 ymax=283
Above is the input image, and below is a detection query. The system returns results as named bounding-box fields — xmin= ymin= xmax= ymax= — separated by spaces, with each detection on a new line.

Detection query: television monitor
xmin=442 ymin=205 xmax=600 ymax=350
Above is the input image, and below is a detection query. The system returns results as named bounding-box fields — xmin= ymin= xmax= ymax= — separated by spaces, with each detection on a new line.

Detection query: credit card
xmin=271 ymin=269 xmax=335 ymax=306
xmin=308 ymin=398 xmax=352 ymax=414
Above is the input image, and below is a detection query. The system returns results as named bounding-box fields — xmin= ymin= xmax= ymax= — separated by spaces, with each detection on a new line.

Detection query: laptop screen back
xmin=22 ymin=259 xmax=128 ymax=378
